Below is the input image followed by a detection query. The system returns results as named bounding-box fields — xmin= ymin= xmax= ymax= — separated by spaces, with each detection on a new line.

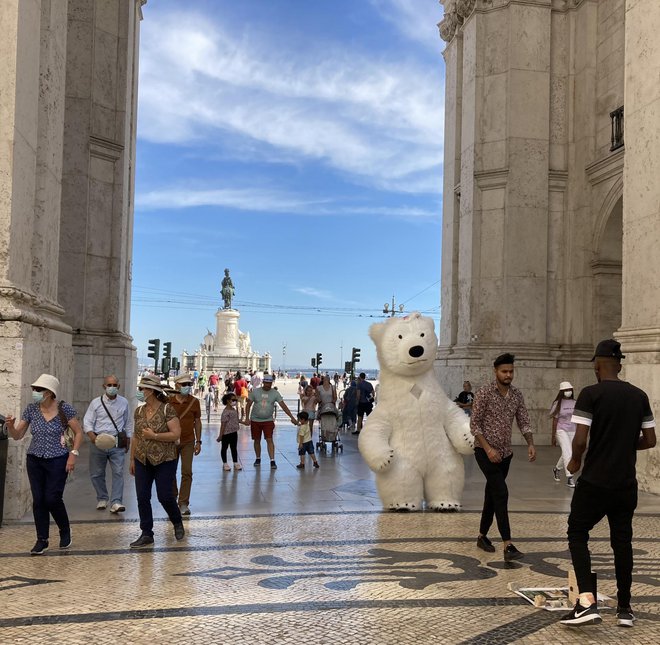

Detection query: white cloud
xmin=294 ymin=287 xmax=335 ymax=300
xmin=138 ymin=9 xmax=444 ymax=194
xmin=371 ymin=0 xmax=445 ymax=52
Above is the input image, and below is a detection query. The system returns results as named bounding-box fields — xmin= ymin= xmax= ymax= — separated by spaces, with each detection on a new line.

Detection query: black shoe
xmin=476 ymin=535 xmax=496 ymax=553
xmin=504 ymin=544 xmax=524 ymax=561
xmin=552 ymin=466 xmax=560 ymax=482
xmin=351 ymin=430 xmax=360 ymax=435
xmin=296 ymin=463 xmax=304 ymax=469
xmin=174 ymin=523 xmax=185 ymax=541
xmin=560 ymin=600 xmax=602 ymax=626
xmin=616 ymin=607 xmax=635 ymax=628
xmin=253 ymin=458 xmax=261 ymax=466
xmin=313 ymin=462 xmax=320 ymax=468
xmin=130 ymin=534 xmax=154 ymax=549
xmin=59 ymin=530 xmax=72 ymax=549
xmin=30 ymin=539 xmax=49 ymax=556
xmin=270 ymin=460 xmax=277 ymax=470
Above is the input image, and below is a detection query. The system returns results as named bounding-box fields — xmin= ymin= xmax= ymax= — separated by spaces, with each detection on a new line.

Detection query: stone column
xmin=0 ymin=0 xmax=74 ymax=519
xmin=215 ymin=309 xmax=241 ymax=356
xmin=618 ymin=0 xmax=660 ymax=493
xmin=58 ymin=0 xmax=144 ymax=413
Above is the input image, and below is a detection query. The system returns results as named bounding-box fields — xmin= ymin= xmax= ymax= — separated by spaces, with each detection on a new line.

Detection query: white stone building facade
xmin=0 ymin=0 xmax=144 ymax=518
xmin=436 ymin=0 xmax=660 ymax=491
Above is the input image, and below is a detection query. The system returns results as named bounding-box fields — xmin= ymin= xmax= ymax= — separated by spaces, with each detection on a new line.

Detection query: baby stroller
xmin=316 ymin=402 xmax=343 ymax=453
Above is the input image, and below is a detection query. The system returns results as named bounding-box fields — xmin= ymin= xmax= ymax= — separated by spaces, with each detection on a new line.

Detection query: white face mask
xmin=563 ymin=390 xmax=573 ymax=398
xmin=105 ymin=386 xmax=118 ymax=397
xmin=32 ymin=391 xmax=45 ymax=405
xmin=180 ymin=386 xmax=192 ymax=396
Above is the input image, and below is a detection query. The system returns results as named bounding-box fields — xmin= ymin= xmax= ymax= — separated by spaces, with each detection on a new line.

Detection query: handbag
xmin=57 ymin=402 xmax=75 ymax=450
xmin=100 ymin=397 xmax=128 ymax=449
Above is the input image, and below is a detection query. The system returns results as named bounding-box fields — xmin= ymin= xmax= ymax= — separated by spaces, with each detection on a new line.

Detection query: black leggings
xmin=221 ymin=432 xmax=238 ymax=463
xmin=475 ymin=448 xmax=513 ymax=541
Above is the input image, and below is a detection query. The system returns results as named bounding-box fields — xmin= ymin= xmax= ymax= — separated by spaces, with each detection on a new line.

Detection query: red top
xmin=234 ymin=378 xmax=248 ymax=396
xmin=310 ymin=376 xmax=321 ymax=389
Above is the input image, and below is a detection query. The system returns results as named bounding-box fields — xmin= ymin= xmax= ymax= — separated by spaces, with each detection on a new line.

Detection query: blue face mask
xmin=180 ymin=386 xmax=191 ymax=396
xmin=32 ymin=391 xmax=45 ymax=405
xmin=136 ymin=390 xmax=145 ymax=402
xmin=105 ymin=386 xmax=118 ymax=397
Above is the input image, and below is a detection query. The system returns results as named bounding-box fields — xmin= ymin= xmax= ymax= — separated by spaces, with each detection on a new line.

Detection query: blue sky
xmin=132 ymin=0 xmax=446 ymax=370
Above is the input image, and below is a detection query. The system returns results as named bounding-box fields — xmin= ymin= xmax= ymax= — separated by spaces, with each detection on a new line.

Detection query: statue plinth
xmin=215 ymin=308 xmax=241 ymax=356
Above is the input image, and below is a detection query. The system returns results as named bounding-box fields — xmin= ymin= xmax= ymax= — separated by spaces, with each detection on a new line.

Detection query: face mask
xmin=32 ymin=391 xmax=45 ymax=405
xmin=180 ymin=386 xmax=191 ymax=396
xmin=136 ymin=390 xmax=145 ymax=402
xmin=105 ymin=386 xmax=118 ymax=397
xmin=563 ymin=390 xmax=573 ymax=398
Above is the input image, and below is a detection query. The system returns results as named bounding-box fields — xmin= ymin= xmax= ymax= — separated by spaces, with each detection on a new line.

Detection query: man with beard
xmin=471 ymin=353 xmax=536 ymax=561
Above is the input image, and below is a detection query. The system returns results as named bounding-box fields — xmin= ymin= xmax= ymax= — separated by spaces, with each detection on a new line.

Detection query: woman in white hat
xmin=128 ymin=375 xmax=185 ymax=548
xmin=549 ymin=381 xmax=578 ymax=487
xmin=5 ymin=374 xmax=84 ymax=555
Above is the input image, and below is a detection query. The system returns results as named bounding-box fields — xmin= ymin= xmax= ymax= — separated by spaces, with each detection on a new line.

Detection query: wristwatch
xmin=195 ymin=440 xmax=202 ymax=444
xmin=70 ymin=449 xmax=80 ymax=456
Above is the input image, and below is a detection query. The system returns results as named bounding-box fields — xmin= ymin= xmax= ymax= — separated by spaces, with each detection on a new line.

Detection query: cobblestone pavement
xmin=2 ymin=398 xmax=659 ymax=644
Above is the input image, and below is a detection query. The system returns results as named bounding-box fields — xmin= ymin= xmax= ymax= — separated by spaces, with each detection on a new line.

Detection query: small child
xmin=296 ymin=410 xmax=319 ymax=469
xmin=217 ymin=393 xmax=242 ymax=471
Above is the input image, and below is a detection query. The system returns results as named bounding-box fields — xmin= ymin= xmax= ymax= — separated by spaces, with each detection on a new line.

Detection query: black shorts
xmin=358 ymin=402 xmax=373 ymax=417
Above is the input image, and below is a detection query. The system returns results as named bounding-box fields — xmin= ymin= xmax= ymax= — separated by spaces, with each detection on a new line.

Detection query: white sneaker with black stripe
xmin=560 ymin=599 xmax=602 ymax=626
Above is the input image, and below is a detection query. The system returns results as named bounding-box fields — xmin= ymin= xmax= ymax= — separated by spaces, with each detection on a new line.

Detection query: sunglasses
xmin=106 ymin=383 xmax=119 ymax=387
xmin=32 ymin=387 xmax=45 ymax=392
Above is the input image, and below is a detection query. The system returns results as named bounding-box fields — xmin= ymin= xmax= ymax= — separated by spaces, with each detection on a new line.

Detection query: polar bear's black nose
xmin=409 ymin=345 xmax=424 ymax=358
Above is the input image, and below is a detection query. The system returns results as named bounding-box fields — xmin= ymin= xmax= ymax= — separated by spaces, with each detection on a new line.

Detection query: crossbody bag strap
xmin=99 ymin=396 xmax=120 ymax=432
xmin=57 ymin=401 xmax=69 ymax=431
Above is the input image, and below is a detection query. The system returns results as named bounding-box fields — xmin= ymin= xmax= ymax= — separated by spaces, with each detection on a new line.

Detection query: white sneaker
xmin=223 ymin=463 xmax=231 ymax=471
xmin=96 ymin=500 xmax=108 ymax=510
xmin=179 ymin=503 xmax=191 ymax=515
xmin=110 ymin=503 xmax=126 ymax=513
xmin=567 ymin=476 xmax=576 ymax=488
xmin=234 ymin=463 xmax=242 ymax=471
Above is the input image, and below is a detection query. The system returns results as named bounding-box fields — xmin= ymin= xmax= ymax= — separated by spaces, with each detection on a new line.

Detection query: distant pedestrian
xmin=245 ymin=374 xmax=298 ymax=469
xmin=5 ymin=374 xmax=83 ymax=555
xmin=560 ymin=339 xmax=656 ymax=628
xmin=341 ymin=380 xmax=358 ymax=432
xmin=83 ymin=375 xmax=132 ymax=513
xmin=296 ymin=411 xmax=319 ymax=469
xmin=454 ymin=381 xmax=475 ymax=416
xmin=353 ymin=373 xmax=375 ymax=435
xmin=251 ymin=371 xmax=262 ymax=389
xmin=129 ymin=375 xmax=185 ymax=548
xmin=471 ymin=353 xmax=536 ymax=562
xmin=310 ymin=373 xmax=321 ymax=389
xmin=217 ymin=393 xmax=242 ymax=471
xmin=233 ymin=371 xmax=249 ymax=420
xmin=549 ymin=381 xmax=576 ymax=487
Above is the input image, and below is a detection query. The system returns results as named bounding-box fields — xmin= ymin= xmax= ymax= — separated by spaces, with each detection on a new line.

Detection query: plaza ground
xmin=1 ymin=379 xmax=659 ymax=643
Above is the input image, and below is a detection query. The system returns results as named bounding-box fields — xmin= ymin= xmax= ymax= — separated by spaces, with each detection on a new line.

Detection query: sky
xmin=131 ymin=0 xmax=446 ymax=371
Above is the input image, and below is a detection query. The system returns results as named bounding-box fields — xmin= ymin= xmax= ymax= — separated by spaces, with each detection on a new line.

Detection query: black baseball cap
xmin=591 ymin=339 xmax=625 ymax=361
xmin=493 ymin=353 xmax=515 ymax=367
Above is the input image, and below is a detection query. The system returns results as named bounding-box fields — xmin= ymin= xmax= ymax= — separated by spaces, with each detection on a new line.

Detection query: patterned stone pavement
xmin=1 ymin=398 xmax=659 ymax=644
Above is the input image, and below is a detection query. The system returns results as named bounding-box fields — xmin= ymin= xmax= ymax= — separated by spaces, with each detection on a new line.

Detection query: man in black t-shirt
xmin=454 ymin=381 xmax=474 ymax=415
xmin=560 ymin=339 xmax=656 ymax=629
xmin=352 ymin=373 xmax=375 ymax=435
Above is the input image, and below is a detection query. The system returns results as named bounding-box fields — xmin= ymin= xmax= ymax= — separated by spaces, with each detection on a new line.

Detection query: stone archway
xmin=592 ymin=195 xmax=623 ymax=342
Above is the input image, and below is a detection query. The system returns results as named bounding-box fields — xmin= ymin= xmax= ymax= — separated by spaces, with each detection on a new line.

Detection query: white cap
xmin=559 ymin=381 xmax=573 ymax=390
xmin=31 ymin=374 xmax=60 ymax=398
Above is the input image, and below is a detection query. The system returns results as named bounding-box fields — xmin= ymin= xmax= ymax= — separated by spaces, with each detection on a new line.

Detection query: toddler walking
xmin=217 ymin=393 xmax=242 ymax=471
xmin=296 ymin=411 xmax=319 ymax=469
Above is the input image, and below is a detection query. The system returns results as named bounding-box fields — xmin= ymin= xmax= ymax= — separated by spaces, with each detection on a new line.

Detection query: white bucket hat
xmin=559 ymin=381 xmax=573 ymax=390
xmin=31 ymin=374 xmax=60 ymax=398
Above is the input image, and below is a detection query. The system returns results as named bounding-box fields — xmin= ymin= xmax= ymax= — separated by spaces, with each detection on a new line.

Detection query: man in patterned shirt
xmin=471 ymin=353 xmax=536 ymax=561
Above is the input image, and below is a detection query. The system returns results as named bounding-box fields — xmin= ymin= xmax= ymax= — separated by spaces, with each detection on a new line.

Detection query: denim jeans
xmin=26 ymin=453 xmax=70 ymax=540
xmin=134 ymin=458 xmax=182 ymax=536
xmin=89 ymin=442 xmax=125 ymax=504
xmin=475 ymin=448 xmax=513 ymax=542
xmin=568 ymin=478 xmax=637 ymax=608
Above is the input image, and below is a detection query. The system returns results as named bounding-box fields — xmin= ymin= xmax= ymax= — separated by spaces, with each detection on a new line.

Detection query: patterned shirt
xmin=133 ymin=403 xmax=179 ymax=466
xmin=220 ymin=408 xmax=239 ymax=436
xmin=470 ymin=382 xmax=532 ymax=458
xmin=22 ymin=401 xmax=77 ymax=458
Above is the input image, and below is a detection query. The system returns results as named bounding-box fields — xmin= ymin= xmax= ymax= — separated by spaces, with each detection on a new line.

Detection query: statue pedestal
xmin=215 ymin=308 xmax=240 ymax=356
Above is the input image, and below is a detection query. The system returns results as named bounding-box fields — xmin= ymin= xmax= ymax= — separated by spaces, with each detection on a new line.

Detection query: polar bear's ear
xmin=369 ymin=321 xmax=387 ymax=344
xmin=403 ymin=311 xmax=421 ymax=321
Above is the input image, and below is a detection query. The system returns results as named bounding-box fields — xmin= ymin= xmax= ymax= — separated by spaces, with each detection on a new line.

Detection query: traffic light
xmin=163 ymin=342 xmax=172 ymax=360
xmin=147 ymin=338 xmax=160 ymax=369
xmin=344 ymin=361 xmax=352 ymax=373
xmin=161 ymin=357 xmax=171 ymax=374
xmin=316 ymin=352 xmax=322 ymax=367
xmin=311 ymin=357 xmax=316 ymax=368
xmin=171 ymin=357 xmax=180 ymax=372
xmin=351 ymin=347 xmax=361 ymax=365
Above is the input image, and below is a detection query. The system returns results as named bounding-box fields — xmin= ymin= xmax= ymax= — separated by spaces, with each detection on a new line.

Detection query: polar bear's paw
xmin=387 ymin=501 xmax=420 ymax=512
xmin=371 ymin=448 xmax=394 ymax=471
xmin=427 ymin=501 xmax=462 ymax=513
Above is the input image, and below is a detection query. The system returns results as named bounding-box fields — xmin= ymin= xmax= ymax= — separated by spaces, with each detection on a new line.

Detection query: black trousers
xmin=26 ymin=454 xmax=70 ymax=540
xmin=221 ymin=432 xmax=238 ymax=463
xmin=134 ymin=458 xmax=182 ymax=536
xmin=475 ymin=448 xmax=513 ymax=542
xmin=567 ymin=478 xmax=637 ymax=608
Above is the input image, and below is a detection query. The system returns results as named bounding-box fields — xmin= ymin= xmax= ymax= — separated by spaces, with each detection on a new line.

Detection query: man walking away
xmin=471 ymin=354 xmax=536 ymax=561
xmin=83 ymin=375 xmax=133 ymax=513
xmin=560 ymin=339 xmax=656 ymax=628
xmin=352 ymin=373 xmax=375 ymax=435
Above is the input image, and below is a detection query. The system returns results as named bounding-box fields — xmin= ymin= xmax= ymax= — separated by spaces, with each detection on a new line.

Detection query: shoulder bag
xmin=100 ymin=397 xmax=128 ymax=449
xmin=57 ymin=402 xmax=76 ymax=451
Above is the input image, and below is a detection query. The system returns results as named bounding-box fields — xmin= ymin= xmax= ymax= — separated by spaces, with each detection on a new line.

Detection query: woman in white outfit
xmin=549 ymin=381 xmax=577 ymax=487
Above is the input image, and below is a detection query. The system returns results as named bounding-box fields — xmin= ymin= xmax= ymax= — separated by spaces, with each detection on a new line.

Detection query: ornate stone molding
xmin=0 ymin=284 xmax=71 ymax=334
xmin=616 ymin=327 xmax=660 ymax=354
xmin=585 ymin=147 xmax=624 ymax=186
xmin=474 ymin=167 xmax=509 ymax=189
xmin=439 ymin=1 xmax=477 ymax=43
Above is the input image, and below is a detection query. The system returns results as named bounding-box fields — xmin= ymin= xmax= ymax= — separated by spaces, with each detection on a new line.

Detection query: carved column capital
xmin=439 ymin=0 xmax=479 ymax=43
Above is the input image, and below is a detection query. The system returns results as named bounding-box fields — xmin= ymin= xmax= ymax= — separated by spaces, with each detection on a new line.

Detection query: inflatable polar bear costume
xmin=358 ymin=312 xmax=474 ymax=511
